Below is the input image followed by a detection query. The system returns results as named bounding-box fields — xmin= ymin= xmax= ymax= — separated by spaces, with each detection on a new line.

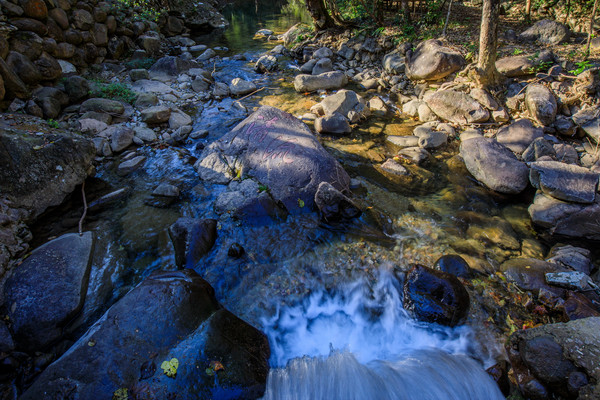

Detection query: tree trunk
xmin=476 ymin=0 xmax=501 ymax=86
xmin=586 ymin=0 xmax=599 ymax=58
xmin=525 ymin=0 xmax=531 ymax=19
xmin=306 ymin=0 xmax=335 ymax=30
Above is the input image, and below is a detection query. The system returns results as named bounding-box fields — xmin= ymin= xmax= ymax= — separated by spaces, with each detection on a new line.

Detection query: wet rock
xmin=402 ymin=265 xmax=470 ymax=327
xmin=134 ymin=126 xmax=158 ymax=143
xmin=496 ymin=119 xmax=544 ymax=155
xmin=387 ymin=135 xmax=419 ymax=148
xmin=460 ymin=137 xmax=529 ymax=193
xmin=228 ymin=243 xmax=244 ymax=258
xmin=64 ymin=75 xmax=89 ymax=103
xmin=196 ymin=106 xmax=350 ymax=213
xmin=519 ymin=19 xmax=570 ymax=45
xmin=435 ymin=254 xmax=474 ymax=279
xmin=406 ymin=39 xmax=464 ymax=81
xmin=153 ymin=183 xmax=180 ymax=197
xmin=545 ymin=271 xmax=590 ymax=291
xmin=110 ymin=126 xmax=134 ymax=153
xmin=141 ymin=105 xmax=171 ymax=124
xmin=424 ymin=90 xmax=489 ymax=124
xmin=312 ymin=57 xmax=332 ymax=75
xmin=255 ymin=54 xmax=277 ymax=73
xmin=529 ymin=192 xmax=600 ymax=239
xmin=314 ymin=113 xmax=352 ymax=134
xmin=168 ymin=218 xmax=217 ymax=268
xmin=20 ymin=269 xmax=269 ymax=400
xmin=80 ymin=98 xmax=124 ymax=115
xmin=398 ymin=146 xmax=431 ymax=165
xmin=495 ymin=55 xmax=535 ymax=77
xmin=563 ymin=292 xmax=600 ymax=320
xmin=522 ymin=137 xmax=556 ymax=162
xmin=215 ymin=179 xmax=284 ymax=219
xmin=380 ymin=158 xmax=409 ymax=175
xmin=4 ymin=232 xmax=93 ymax=350
xmin=525 ymin=84 xmax=557 ymax=126
xmin=467 ymin=217 xmax=520 ymax=250
xmin=314 ymin=181 xmax=361 ymax=222
xmin=293 ymin=71 xmax=348 ymax=92
xmin=500 ymin=258 xmax=566 ymax=295
xmin=117 ymin=155 xmax=146 ymax=176
xmin=197 ymin=48 xmax=217 ymax=61
xmin=229 ymin=78 xmax=257 ymax=96
xmin=0 ymin=120 xmax=95 ymax=218
xmin=213 ymin=81 xmax=230 ymax=98
xmin=529 ymin=161 xmax=598 ymax=203
xmin=507 ymin=318 xmax=599 ymax=399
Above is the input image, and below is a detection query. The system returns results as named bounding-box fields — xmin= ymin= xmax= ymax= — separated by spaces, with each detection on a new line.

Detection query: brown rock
xmin=93 ymin=7 xmax=107 ymax=22
xmin=9 ymin=31 xmax=43 ymax=60
xmin=6 ymin=51 xmax=41 ymax=84
xmin=54 ymin=42 xmax=75 ymax=59
xmin=0 ymin=58 xmax=30 ymax=99
xmin=49 ymin=7 xmax=69 ymax=29
xmin=34 ymin=52 xmax=62 ymax=80
xmin=94 ymin=23 xmax=108 ymax=46
xmin=106 ymin=15 xmax=116 ymax=33
xmin=64 ymin=29 xmax=83 ymax=45
xmin=43 ymin=37 xmax=57 ymax=55
xmin=46 ymin=17 xmax=63 ymax=42
xmin=72 ymin=9 xmax=93 ymax=30
xmin=0 ymin=75 xmax=5 ymax=101
xmin=10 ymin=17 xmax=48 ymax=35
xmin=0 ymin=36 xmax=8 ymax=59
xmin=19 ymin=0 xmax=48 ymax=20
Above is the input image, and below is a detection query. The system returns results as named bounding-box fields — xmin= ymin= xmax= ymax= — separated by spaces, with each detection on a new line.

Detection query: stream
xmin=29 ymin=0 xmax=537 ymax=398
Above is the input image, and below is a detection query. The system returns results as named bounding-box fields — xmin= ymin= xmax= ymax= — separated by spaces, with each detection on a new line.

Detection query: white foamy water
xmin=261 ymin=268 xmax=504 ymax=400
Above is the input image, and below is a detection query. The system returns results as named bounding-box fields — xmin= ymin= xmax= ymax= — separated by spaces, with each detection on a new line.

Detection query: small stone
xmin=117 ymin=156 xmax=146 ymax=176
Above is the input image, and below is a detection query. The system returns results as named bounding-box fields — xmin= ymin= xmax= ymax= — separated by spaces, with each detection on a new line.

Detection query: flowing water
xmin=31 ymin=0 xmax=543 ymax=397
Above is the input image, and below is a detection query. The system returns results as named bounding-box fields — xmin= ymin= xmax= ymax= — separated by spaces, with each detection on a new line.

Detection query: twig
xmin=234 ymin=87 xmax=270 ymax=103
xmin=78 ymin=181 xmax=87 ymax=236
xmin=442 ymin=0 xmax=454 ymax=37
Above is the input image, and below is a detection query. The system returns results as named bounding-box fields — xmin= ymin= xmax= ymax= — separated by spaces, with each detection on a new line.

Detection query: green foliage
xmin=160 ymin=358 xmax=179 ymax=378
xmin=90 ymin=82 xmax=137 ymax=104
xmin=47 ymin=119 xmax=59 ymax=129
xmin=512 ymin=48 xmax=524 ymax=55
xmin=125 ymin=58 xmax=155 ymax=70
xmin=107 ymin=0 xmax=164 ymax=22
xmin=569 ymin=60 xmax=592 ymax=75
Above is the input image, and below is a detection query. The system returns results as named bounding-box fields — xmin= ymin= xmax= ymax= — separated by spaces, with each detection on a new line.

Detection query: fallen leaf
xmin=297 ymin=198 xmax=305 ymax=208
xmin=112 ymin=388 xmax=128 ymax=400
xmin=161 ymin=358 xmax=179 ymax=378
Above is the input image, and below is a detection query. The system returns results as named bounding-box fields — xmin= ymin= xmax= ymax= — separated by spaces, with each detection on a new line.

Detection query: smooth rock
xmin=117 ymin=155 xmax=146 ymax=176
xmin=406 ymin=39 xmax=464 ymax=81
xmin=496 ymin=119 xmax=544 ymax=155
xmin=526 ymin=84 xmax=557 ymax=126
xmin=519 ymin=19 xmax=570 ymax=45
xmin=168 ymin=218 xmax=216 ymax=268
xmin=425 ymin=90 xmax=489 ymax=124
xmin=314 ymin=113 xmax=352 ymax=134
xmin=529 ymin=160 xmax=599 ymax=203
xmin=141 ymin=105 xmax=171 ymax=124
xmin=80 ymin=98 xmax=124 ymax=115
xmin=293 ymin=71 xmax=348 ymax=92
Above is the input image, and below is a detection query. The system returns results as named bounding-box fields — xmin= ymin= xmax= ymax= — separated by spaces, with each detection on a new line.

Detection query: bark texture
xmin=306 ymin=0 xmax=335 ymax=30
xmin=476 ymin=0 xmax=501 ymax=86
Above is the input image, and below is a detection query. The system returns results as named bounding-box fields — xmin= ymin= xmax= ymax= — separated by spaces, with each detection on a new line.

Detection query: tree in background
xmin=474 ymin=0 xmax=501 ymax=87
xmin=306 ymin=0 xmax=337 ymax=29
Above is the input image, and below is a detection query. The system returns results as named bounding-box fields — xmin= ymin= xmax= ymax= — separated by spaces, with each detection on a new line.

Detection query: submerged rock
xmin=195 ymin=106 xmax=350 ymax=214
xmin=20 ymin=269 xmax=270 ymax=400
xmin=168 ymin=218 xmax=217 ymax=268
xmin=402 ymin=265 xmax=470 ymax=327
xmin=460 ymin=137 xmax=529 ymax=194
xmin=4 ymin=232 xmax=94 ymax=350
xmin=314 ymin=181 xmax=361 ymax=222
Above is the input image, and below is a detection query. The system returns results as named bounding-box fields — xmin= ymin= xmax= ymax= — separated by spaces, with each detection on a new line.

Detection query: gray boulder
xmin=382 ymin=51 xmax=406 ymax=74
xmin=495 ymin=55 xmax=535 ymax=77
xmin=529 ymin=192 xmax=600 ymax=239
xmin=168 ymin=218 xmax=217 ymax=268
xmin=255 ymin=55 xmax=277 ymax=73
xmin=4 ymin=232 xmax=93 ymax=350
xmin=195 ymin=106 xmax=350 ymax=213
xmin=319 ymin=89 xmax=365 ymax=118
xmin=141 ymin=105 xmax=171 ymax=124
xmin=149 ymin=56 xmax=197 ymax=80
xmin=460 ymin=137 xmax=529 ymax=193
xmin=424 ymin=90 xmax=489 ymax=124
xmin=312 ymin=57 xmax=332 ymax=75
xmin=519 ymin=19 xmax=570 ymax=45
xmin=20 ymin=269 xmax=270 ymax=400
xmin=496 ymin=119 xmax=544 ymax=155
xmin=0 ymin=119 xmax=95 ymax=218
xmin=229 ymin=78 xmax=257 ymax=96
xmin=110 ymin=126 xmax=134 ymax=152
xmin=314 ymin=113 xmax=352 ymax=134
xmin=80 ymin=98 xmax=125 ymax=115
xmin=406 ymin=39 xmax=465 ymax=81
xmin=117 ymin=155 xmax=146 ymax=176
xmin=293 ymin=71 xmax=348 ymax=92
xmin=507 ymin=317 xmax=599 ymax=399
xmin=526 ymin=84 xmax=557 ymax=126
xmin=529 ymin=161 xmax=599 ymax=203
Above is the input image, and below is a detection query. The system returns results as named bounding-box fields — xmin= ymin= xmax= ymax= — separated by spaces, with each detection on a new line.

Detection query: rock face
xmin=525 ymin=84 xmax=557 ymax=126
xmin=20 ymin=269 xmax=270 ymax=400
xmin=168 ymin=218 xmax=217 ymax=268
xmin=460 ymin=137 xmax=529 ymax=194
xmin=406 ymin=39 xmax=464 ymax=81
xmin=402 ymin=265 xmax=470 ymax=327
xmin=529 ymin=192 xmax=600 ymax=240
xmin=519 ymin=19 xmax=571 ymax=45
xmin=424 ymin=90 xmax=489 ymax=124
xmin=195 ymin=106 xmax=350 ymax=213
xmin=496 ymin=119 xmax=544 ymax=155
xmin=293 ymin=71 xmax=348 ymax=92
xmin=4 ymin=232 xmax=94 ymax=350
xmin=507 ymin=318 xmax=600 ymax=399
xmin=529 ymin=161 xmax=599 ymax=203
xmin=0 ymin=117 xmax=96 ymax=218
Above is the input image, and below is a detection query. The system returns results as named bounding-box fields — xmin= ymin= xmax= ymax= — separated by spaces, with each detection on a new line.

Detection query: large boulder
xmin=424 ymin=90 xmax=489 ymax=124
xmin=20 ymin=269 xmax=270 ymax=400
xmin=525 ymin=84 xmax=557 ymax=126
xmin=293 ymin=71 xmax=348 ymax=92
xmin=195 ymin=106 xmax=350 ymax=213
xmin=572 ymin=107 xmax=600 ymax=143
xmin=0 ymin=116 xmax=96 ymax=218
xmin=519 ymin=19 xmax=570 ymax=45
xmin=496 ymin=119 xmax=544 ymax=155
xmin=4 ymin=232 xmax=94 ymax=350
xmin=402 ymin=265 xmax=470 ymax=326
xmin=319 ymin=89 xmax=365 ymax=118
xmin=406 ymin=39 xmax=465 ymax=81
xmin=529 ymin=192 xmax=600 ymax=239
xmin=507 ymin=318 xmax=600 ymax=399
xmin=460 ymin=137 xmax=529 ymax=194
xmin=6 ymin=51 xmax=41 ymax=84
xmin=529 ymin=161 xmax=599 ymax=203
